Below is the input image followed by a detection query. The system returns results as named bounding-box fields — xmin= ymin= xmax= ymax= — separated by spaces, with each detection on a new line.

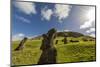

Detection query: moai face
xmin=47 ymin=28 xmax=57 ymax=40
xmin=42 ymin=34 xmax=47 ymax=39
xmin=23 ymin=37 xmax=28 ymax=42
xmin=40 ymin=28 xmax=57 ymax=50
xmin=47 ymin=28 xmax=57 ymax=48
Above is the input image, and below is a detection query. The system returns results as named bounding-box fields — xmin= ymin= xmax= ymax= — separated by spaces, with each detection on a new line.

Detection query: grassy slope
xmin=12 ymin=37 xmax=96 ymax=65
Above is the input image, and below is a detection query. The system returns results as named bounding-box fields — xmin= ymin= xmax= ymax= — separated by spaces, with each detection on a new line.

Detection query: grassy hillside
xmin=12 ymin=36 xmax=96 ymax=66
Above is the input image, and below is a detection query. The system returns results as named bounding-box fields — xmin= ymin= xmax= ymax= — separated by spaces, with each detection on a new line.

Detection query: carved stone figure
xmin=63 ymin=37 xmax=67 ymax=44
xmin=38 ymin=28 xmax=57 ymax=64
xmin=55 ymin=40 xmax=58 ymax=44
xmin=14 ymin=37 xmax=27 ymax=51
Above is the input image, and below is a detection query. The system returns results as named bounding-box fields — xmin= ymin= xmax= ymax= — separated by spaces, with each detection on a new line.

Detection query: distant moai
xmin=82 ymin=38 xmax=88 ymax=41
xmin=63 ymin=34 xmax=67 ymax=44
xmin=55 ymin=40 xmax=58 ymax=44
xmin=63 ymin=37 xmax=67 ymax=44
xmin=38 ymin=28 xmax=57 ymax=64
xmin=14 ymin=37 xmax=28 ymax=51
xmin=70 ymin=40 xmax=79 ymax=42
xmin=62 ymin=39 xmax=64 ymax=42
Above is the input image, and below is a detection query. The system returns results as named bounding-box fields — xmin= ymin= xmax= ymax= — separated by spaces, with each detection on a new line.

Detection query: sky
xmin=12 ymin=1 xmax=96 ymax=41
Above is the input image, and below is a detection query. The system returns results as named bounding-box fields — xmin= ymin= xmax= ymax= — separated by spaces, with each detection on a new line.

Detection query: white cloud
xmin=57 ymin=29 xmax=70 ymax=32
xmin=41 ymin=4 xmax=72 ymax=22
xmin=12 ymin=33 xmax=25 ymax=41
xmin=28 ymin=35 xmax=38 ymax=39
xmin=80 ymin=7 xmax=95 ymax=37
xmin=57 ymin=30 xmax=62 ymax=32
xmin=64 ymin=29 xmax=70 ymax=32
xmin=14 ymin=1 xmax=36 ymax=14
xmin=41 ymin=7 xmax=53 ymax=21
xmin=89 ymin=33 xmax=95 ymax=37
xmin=80 ymin=20 xmax=94 ymax=29
xmin=80 ymin=7 xmax=95 ymax=29
xmin=86 ymin=28 xmax=95 ymax=33
xmin=15 ymin=15 xmax=31 ymax=23
xmin=54 ymin=4 xmax=72 ymax=22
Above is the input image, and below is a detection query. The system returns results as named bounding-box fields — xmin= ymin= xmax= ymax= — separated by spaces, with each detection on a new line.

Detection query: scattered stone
xmin=70 ymin=40 xmax=79 ymax=42
xmin=82 ymin=38 xmax=88 ymax=41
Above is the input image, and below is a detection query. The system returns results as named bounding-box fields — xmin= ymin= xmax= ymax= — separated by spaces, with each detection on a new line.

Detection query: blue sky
xmin=12 ymin=1 xmax=96 ymax=41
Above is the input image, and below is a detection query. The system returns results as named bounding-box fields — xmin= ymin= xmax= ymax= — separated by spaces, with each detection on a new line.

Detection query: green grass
xmin=12 ymin=37 xmax=96 ymax=65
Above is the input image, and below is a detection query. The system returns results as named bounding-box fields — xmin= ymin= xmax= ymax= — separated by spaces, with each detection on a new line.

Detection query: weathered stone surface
xmin=38 ymin=28 xmax=57 ymax=64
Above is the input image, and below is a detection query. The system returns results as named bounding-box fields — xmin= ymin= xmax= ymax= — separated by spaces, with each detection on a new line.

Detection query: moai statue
xmin=47 ymin=28 xmax=57 ymax=64
xmin=55 ymin=40 xmax=58 ymax=44
xmin=62 ymin=39 xmax=64 ymax=42
xmin=40 ymin=34 xmax=49 ymax=51
xmin=14 ymin=37 xmax=28 ymax=51
xmin=63 ymin=35 xmax=67 ymax=44
xmin=63 ymin=36 xmax=67 ymax=44
xmin=38 ymin=28 xmax=57 ymax=64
